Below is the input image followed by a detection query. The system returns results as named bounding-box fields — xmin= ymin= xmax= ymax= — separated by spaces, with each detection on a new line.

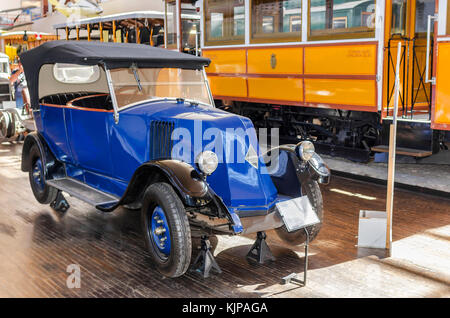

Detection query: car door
xmin=65 ymin=106 xmax=114 ymax=182
xmin=38 ymin=104 xmax=74 ymax=164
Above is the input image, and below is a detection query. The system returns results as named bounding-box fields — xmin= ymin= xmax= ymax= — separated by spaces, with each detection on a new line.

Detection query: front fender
xmin=96 ymin=159 xmax=244 ymax=233
xmin=145 ymin=160 xmax=210 ymax=205
xmin=97 ymin=160 xmax=210 ymax=211
xmin=264 ymin=145 xmax=330 ymax=197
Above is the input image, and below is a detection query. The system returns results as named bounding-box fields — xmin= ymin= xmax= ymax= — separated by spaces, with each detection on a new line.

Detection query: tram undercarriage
xmin=220 ymin=101 xmax=445 ymax=162
xmin=219 ymin=101 xmax=380 ymax=162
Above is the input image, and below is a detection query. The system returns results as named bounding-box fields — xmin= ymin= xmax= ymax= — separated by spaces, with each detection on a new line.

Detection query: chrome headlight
xmin=296 ymin=141 xmax=315 ymax=161
xmin=309 ymin=153 xmax=330 ymax=176
xmin=196 ymin=151 xmax=219 ymax=175
xmin=308 ymin=153 xmax=331 ymax=184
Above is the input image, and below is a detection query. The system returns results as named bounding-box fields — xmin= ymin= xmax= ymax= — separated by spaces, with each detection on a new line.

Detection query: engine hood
xmin=122 ymin=100 xmax=278 ymax=208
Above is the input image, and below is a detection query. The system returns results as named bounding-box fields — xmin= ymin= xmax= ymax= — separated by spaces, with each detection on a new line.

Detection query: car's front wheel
xmin=141 ymin=182 xmax=192 ymax=278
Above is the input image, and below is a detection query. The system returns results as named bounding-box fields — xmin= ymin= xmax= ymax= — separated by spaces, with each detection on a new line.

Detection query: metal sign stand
xmin=385 ymin=41 xmax=402 ymax=256
xmin=281 ymin=228 xmax=310 ymax=286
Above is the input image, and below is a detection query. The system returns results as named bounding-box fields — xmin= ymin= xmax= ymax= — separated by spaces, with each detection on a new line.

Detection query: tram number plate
xmin=276 ymin=196 xmax=320 ymax=232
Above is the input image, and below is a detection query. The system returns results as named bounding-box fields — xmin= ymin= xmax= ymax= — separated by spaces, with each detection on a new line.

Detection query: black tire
xmin=275 ymin=180 xmax=323 ymax=245
xmin=28 ymin=144 xmax=58 ymax=204
xmin=141 ymin=182 xmax=192 ymax=278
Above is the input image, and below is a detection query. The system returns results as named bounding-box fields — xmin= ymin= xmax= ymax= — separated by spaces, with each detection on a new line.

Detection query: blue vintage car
xmin=20 ymin=41 xmax=330 ymax=278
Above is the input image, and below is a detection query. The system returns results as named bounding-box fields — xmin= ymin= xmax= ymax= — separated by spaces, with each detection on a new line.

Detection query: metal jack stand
xmin=191 ymin=235 xmax=222 ymax=278
xmin=282 ymin=228 xmax=310 ymax=286
xmin=50 ymin=191 xmax=70 ymax=213
xmin=246 ymin=231 xmax=275 ymax=264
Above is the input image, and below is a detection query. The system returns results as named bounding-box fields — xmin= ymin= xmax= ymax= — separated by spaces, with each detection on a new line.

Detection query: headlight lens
xmin=196 ymin=151 xmax=219 ymax=175
xmin=309 ymin=153 xmax=329 ymax=176
xmin=296 ymin=141 xmax=315 ymax=161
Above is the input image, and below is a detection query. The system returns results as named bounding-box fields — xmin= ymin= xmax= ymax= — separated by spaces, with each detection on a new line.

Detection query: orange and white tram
xmin=57 ymin=1 xmax=450 ymax=161
xmin=170 ymin=0 xmax=450 ymax=161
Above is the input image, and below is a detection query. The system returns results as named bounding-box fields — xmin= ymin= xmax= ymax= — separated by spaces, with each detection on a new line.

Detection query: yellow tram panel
xmin=248 ymin=78 xmax=303 ymax=102
xmin=305 ymin=79 xmax=376 ymax=108
xmin=208 ymin=76 xmax=247 ymax=98
xmin=304 ymin=44 xmax=377 ymax=76
xmin=433 ymin=42 xmax=450 ymax=128
xmin=202 ymin=49 xmax=247 ymax=74
xmin=247 ymin=48 xmax=303 ymax=74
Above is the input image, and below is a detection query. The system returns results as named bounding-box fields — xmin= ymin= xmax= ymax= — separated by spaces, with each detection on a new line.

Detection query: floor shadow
xmin=2 ymin=142 xmax=449 ymax=297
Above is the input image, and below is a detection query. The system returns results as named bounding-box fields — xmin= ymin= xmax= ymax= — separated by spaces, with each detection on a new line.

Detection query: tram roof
xmin=0 ymin=31 xmax=53 ymax=37
xmin=53 ymin=10 xmax=200 ymax=29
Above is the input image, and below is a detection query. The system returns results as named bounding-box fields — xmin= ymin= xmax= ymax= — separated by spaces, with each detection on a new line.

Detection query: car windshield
xmin=110 ymin=67 xmax=212 ymax=109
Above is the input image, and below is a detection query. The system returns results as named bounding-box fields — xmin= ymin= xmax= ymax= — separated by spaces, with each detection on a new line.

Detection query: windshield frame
xmin=115 ymin=97 xmax=214 ymax=112
xmin=105 ymin=66 xmax=215 ymax=122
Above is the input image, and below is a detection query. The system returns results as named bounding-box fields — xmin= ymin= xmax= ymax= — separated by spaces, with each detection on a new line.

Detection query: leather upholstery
xmin=40 ymin=92 xmax=113 ymax=111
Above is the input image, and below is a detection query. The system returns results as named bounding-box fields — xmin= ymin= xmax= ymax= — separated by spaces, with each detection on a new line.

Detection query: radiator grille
xmin=150 ymin=121 xmax=175 ymax=160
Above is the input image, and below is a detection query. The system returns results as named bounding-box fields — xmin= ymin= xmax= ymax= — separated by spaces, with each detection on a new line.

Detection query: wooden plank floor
xmin=0 ymin=142 xmax=449 ymax=298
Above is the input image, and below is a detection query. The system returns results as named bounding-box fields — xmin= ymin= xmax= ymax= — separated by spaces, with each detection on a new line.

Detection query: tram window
xmin=309 ymin=0 xmax=376 ymax=41
xmin=415 ymin=0 xmax=435 ymax=36
xmin=447 ymin=1 xmax=450 ymax=35
xmin=391 ymin=0 xmax=407 ymax=36
xmin=250 ymin=0 xmax=301 ymax=43
xmin=182 ymin=20 xmax=200 ymax=53
xmin=205 ymin=0 xmax=245 ymax=46
xmin=165 ymin=1 xmax=178 ymax=49
xmin=290 ymin=16 xmax=301 ymax=32
xmin=333 ymin=17 xmax=347 ymax=29
xmin=234 ymin=5 xmax=245 ymax=36
xmin=263 ymin=16 xmax=275 ymax=33
xmin=210 ymin=13 xmax=223 ymax=37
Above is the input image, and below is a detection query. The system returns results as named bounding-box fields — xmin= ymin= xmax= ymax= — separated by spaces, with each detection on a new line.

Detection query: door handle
xmin=425 ymin=14 xmax=438 ymax=85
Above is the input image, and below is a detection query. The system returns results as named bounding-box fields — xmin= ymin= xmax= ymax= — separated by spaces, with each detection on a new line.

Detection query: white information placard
xmin=276 ymin=196 xmax=320 ymax=232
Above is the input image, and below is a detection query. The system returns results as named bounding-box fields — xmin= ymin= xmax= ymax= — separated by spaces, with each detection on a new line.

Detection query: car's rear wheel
xmin=141 ymin=182 xmax=191 ymax=278
xmin=275 ymin=179 xmax=323 ymax=245
xmin=28 ymin=144 xmax=58 ymax=204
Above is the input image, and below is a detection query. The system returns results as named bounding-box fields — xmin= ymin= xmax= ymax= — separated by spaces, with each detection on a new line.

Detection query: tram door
xmin=384 ymin=0 xmax=436 ymax=119
xmin=432 ymin=1 xmax=450 ymax=130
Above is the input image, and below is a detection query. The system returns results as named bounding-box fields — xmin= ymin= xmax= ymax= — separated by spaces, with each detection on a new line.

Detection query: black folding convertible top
xmin=20 ymin=40 xmax=211 ymax=109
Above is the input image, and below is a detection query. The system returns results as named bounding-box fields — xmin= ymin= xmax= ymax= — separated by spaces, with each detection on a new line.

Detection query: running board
xmin=371 ymin=145 xmax=432 ymax=157
xmin=46 ymin=178 xmax=119 ymax=207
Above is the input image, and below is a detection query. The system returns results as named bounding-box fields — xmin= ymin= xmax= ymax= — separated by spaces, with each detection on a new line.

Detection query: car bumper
xmin=228 ymin=194 xmax=295 ymax=234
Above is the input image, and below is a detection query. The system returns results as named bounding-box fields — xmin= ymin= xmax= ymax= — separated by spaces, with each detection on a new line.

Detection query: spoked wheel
xmin=28 ymin=145 xmax=58 ymax=204
xmin=275 ymin=179 xmax=323 ymax=245
xmin=141 ymin=182 xmax=191 ymax=278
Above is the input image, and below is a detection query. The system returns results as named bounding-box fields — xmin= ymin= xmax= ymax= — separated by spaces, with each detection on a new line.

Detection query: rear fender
xmin=21 ymin=132 xmax=65 ymax=179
